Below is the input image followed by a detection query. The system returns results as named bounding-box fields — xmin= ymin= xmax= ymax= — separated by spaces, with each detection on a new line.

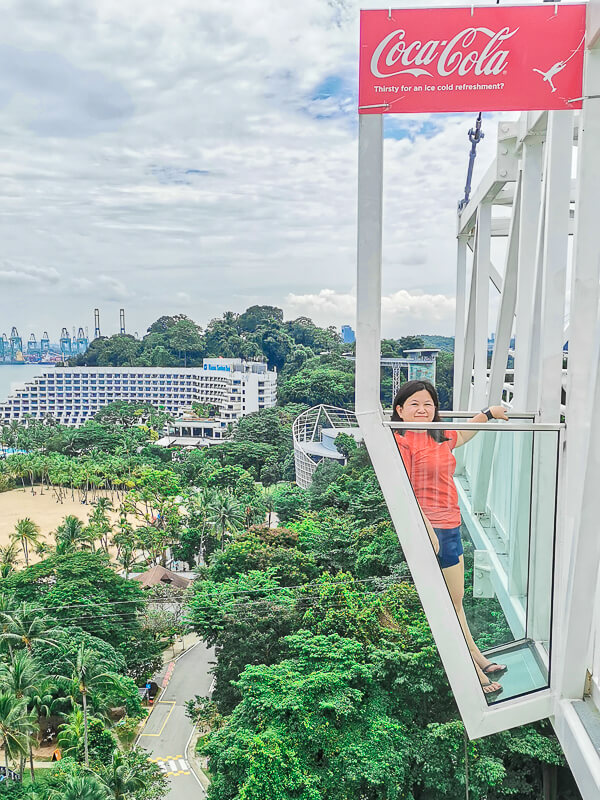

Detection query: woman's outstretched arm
xmin=455 ymin=405 xmax=509 ymax=447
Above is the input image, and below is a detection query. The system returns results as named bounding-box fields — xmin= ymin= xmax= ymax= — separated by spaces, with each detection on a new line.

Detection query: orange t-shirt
xmin=394 ymin=430 xmax=460 ymax=528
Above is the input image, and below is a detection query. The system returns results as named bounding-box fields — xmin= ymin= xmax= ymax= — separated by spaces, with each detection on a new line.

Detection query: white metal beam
xmin=489 ymin=174 xmax=522 ymax=404
xmin=557 ymin=16 xmax=600 ymax=700
xmin=489 ymin=260 xmax=503 ymax=293
xmin=537 ymin=112 xmax=573 ymax=422
xmin=513 ymin=138 xmax=544 ymax=405
xmin=453 ymin=235 xmax=468 ymax=409
xmin=355 ymin=114 xmax=383 ymax=417
xmin=523 ymin=146 xmax=549 ymax=413
xmin=491 ymin=217 xmax=574 ymax=238
xmin=554 ymin=700 xmax=600 ymax=800
xmin=459 ymin=235 xmax=477 ymax=409
xmin=473 ymin=204 xmax=491 ymax=409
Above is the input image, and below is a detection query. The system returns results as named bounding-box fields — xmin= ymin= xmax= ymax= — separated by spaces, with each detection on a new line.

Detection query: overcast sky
xmin=0 ymin=0 xmax=510 ymax=341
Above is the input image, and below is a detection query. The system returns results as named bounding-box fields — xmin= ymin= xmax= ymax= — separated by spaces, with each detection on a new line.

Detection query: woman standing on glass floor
xmin=392 ymin=380 xmax=509 ymax=696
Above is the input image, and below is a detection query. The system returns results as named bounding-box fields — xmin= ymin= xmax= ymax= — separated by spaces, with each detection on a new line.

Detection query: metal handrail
xmin=383 ymin=410 xmax=537 ymax=419
xmin=385 ymin=421 xmax=563 ymax=432
xmin=440 ymin=411 xmax=536 ymax=419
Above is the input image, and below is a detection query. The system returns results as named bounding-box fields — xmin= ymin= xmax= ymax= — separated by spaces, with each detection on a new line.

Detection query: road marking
xmin=174 ymin=639 xmax=201 ymax=662
xmin=149 ymin=754 xmax=183 ymax=762
xmin=162 ymin=661 xmax=176 ymax=688
xmin=169 ymin=759 xmax=177 ymax=772
xmin=184 ymin=718 xmax=208 ymax=796
xmin=178 ymin=759 xmax=188 ymax=770
xmin=139 ymin=701 xmax=176 ymax=737
xmin=157 ymin=762 xmax=167 ymax=772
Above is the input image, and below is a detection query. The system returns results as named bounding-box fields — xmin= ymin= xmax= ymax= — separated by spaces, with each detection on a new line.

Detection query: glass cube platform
xmin=483 ymin=640 xmax=548 ymax=705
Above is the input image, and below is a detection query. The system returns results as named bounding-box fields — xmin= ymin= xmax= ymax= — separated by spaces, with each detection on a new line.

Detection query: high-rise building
xmin=0 ymin=359 xmax=277 ymax=432
xmin=341 ymin=325 xmax=356 ymax=344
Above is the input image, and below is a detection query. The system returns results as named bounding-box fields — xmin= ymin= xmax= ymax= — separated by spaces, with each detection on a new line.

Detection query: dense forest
xmin=68 ymin=306 xmax=454 ymax=409
xmin=0 ymin=308 xmax=579 ymax=799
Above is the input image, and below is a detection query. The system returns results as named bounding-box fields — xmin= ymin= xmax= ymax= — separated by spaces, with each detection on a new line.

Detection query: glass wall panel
xmin=391 ymin=423 xmax=559 ymax=705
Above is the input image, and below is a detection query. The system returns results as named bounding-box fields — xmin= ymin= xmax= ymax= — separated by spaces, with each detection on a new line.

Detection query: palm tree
xmin=56 ymin=706 xmax=85 ymax=758
xmin=111 ymin=517 xmax=137 ymax=579
xmin=0 ymin=542 xmax=20 ymax=578
xmin=49 ymin=773 xmax=109 ymax=800
xmin=11 ymin=518 xmax=42 ymax=567
xmin=184 ymin=488 xmax=214 ymax=565
xmin=1 ymin=421 xmax=20 ymax=450
xmin=0 ymin=691 xmax=33 ymax=776
xmin=55 ymin=642 xmax=118 ymax=767
xmin=88 ymin=498 xmax=114 ymax=552
xmin=0 ymin=650 xmax=40 ymax=698
xmin=0 ymin=602 xmax=58 ymax=654
xmin=97 ymin=750 xmax=149 ymax=799
xmin=0 ymin=650 xmax=42 ymax=782
xmin=207 ymin=490 xmax=245 ymax=550
xmin=54 ymin=515 xmax=87 ymax=554
xmin=28 ymin=677 xmax=60 ymax=781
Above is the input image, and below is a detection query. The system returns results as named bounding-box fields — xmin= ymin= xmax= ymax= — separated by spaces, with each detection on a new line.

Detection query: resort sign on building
xmin=359 ymin=4 xmax=586 ymax=113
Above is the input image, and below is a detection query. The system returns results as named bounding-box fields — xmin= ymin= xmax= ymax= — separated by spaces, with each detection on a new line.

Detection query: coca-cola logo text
xmin=370 ymin=26 xmax=518 ymax=79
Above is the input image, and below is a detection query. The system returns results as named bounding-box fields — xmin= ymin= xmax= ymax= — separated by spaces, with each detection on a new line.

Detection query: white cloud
xmin=0 ymin=261 xmax=60 ymax=284
xmin=0 ymin=0 xmax=496 ymax=337
xmin=97 ymin=275 xmax=130 ymax=301
xmin=285 ymin=288 xmax=455 ymax=337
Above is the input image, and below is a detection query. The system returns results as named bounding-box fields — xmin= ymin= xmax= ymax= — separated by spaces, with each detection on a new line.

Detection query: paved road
xmin=139 ymin=642 xmax=215 ymax=799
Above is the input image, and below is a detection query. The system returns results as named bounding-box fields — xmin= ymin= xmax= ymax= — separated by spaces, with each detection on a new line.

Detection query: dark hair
xmin=391 ymin=380 xmax=449 ymax=443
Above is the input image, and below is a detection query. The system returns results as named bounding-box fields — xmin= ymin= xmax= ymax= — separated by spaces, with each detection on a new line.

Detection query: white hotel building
xmin=0 ymin=359 xmax=277 ymax=439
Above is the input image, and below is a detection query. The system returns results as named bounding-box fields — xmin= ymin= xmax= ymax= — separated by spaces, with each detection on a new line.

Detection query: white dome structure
xmin=292 ymin=405 xmax=362 ymax=489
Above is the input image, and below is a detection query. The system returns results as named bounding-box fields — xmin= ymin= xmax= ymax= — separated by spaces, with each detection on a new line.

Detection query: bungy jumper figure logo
xmin=370 ymin=26 xmax=518 ymax=80
xmin=532 ymin=35 xmax=586 ymax=93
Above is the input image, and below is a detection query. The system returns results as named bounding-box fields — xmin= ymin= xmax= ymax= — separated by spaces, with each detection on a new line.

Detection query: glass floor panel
xmin=484 ymin=641 xmax=548 ymax=705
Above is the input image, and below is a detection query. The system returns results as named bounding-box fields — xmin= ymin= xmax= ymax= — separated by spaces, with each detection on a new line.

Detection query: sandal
xmin=481 ymin=679 xmax=503 ymax=696
xmin=482 ymin=662 xmax=508 ymax=676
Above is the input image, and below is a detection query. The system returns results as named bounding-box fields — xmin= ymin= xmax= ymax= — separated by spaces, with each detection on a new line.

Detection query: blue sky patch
xmin=384 ymin=118 xmax=442 ymax=141
xmin=311 ymin=75 xmax=346 ymax=101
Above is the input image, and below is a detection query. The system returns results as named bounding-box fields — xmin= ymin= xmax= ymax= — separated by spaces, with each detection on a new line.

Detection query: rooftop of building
xmin=132 ymin=564 xmax=192 ymax=590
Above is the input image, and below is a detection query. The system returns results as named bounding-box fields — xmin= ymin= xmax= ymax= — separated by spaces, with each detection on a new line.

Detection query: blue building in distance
xmin=341 ymin=325 xmax=355 ymax=344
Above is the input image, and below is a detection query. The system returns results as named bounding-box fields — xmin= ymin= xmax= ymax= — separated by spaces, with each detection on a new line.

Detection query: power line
xmin=0 ymin=587 xmax=408 ymax=632
xmin=0 ymin=573 xmax=409 ymax=616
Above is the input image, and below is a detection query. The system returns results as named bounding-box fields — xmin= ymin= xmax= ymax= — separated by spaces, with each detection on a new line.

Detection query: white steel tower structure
xmin=355 ymin=3 xmax=600 ymax=797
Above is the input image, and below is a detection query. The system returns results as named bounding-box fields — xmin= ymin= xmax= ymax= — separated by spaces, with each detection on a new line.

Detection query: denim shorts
xmin=433 ymin=525 xmax=463 ymax=568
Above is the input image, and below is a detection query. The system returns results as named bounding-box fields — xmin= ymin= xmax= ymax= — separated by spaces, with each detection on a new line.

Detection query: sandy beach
xmin=0 ymin=488 xmax=135 ymax=566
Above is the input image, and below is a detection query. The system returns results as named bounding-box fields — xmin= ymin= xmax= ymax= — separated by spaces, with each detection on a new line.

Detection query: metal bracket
xmin=496 ymin=122 xmax=519 ymax=182
xmin=473 ymin=549 xmax=495 ymax=598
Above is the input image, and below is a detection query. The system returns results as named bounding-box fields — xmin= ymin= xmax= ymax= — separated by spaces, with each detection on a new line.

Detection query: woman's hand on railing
xmin=489 ymin=405 xmax=509 ymax=421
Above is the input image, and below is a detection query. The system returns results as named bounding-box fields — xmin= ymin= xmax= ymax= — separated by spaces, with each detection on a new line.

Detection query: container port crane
xmin=60 ymin=327 xmax=72 ymax=356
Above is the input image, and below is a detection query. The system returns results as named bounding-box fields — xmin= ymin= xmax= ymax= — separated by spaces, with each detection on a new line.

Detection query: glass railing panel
xmin=390 ymin=422 xmax=560 ymax=705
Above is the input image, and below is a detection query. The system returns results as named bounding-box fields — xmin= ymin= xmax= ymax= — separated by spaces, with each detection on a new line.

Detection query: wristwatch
xmin=481 ymin=407 xmax=494 ymax=420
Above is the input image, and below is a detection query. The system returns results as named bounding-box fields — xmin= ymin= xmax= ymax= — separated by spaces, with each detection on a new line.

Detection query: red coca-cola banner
xmin=359 ymin=5 xmax=586 ymax=113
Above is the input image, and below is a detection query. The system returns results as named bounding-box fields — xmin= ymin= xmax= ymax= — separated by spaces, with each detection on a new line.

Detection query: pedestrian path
xmin=149 ymin=755 xmax=191 ymax=777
